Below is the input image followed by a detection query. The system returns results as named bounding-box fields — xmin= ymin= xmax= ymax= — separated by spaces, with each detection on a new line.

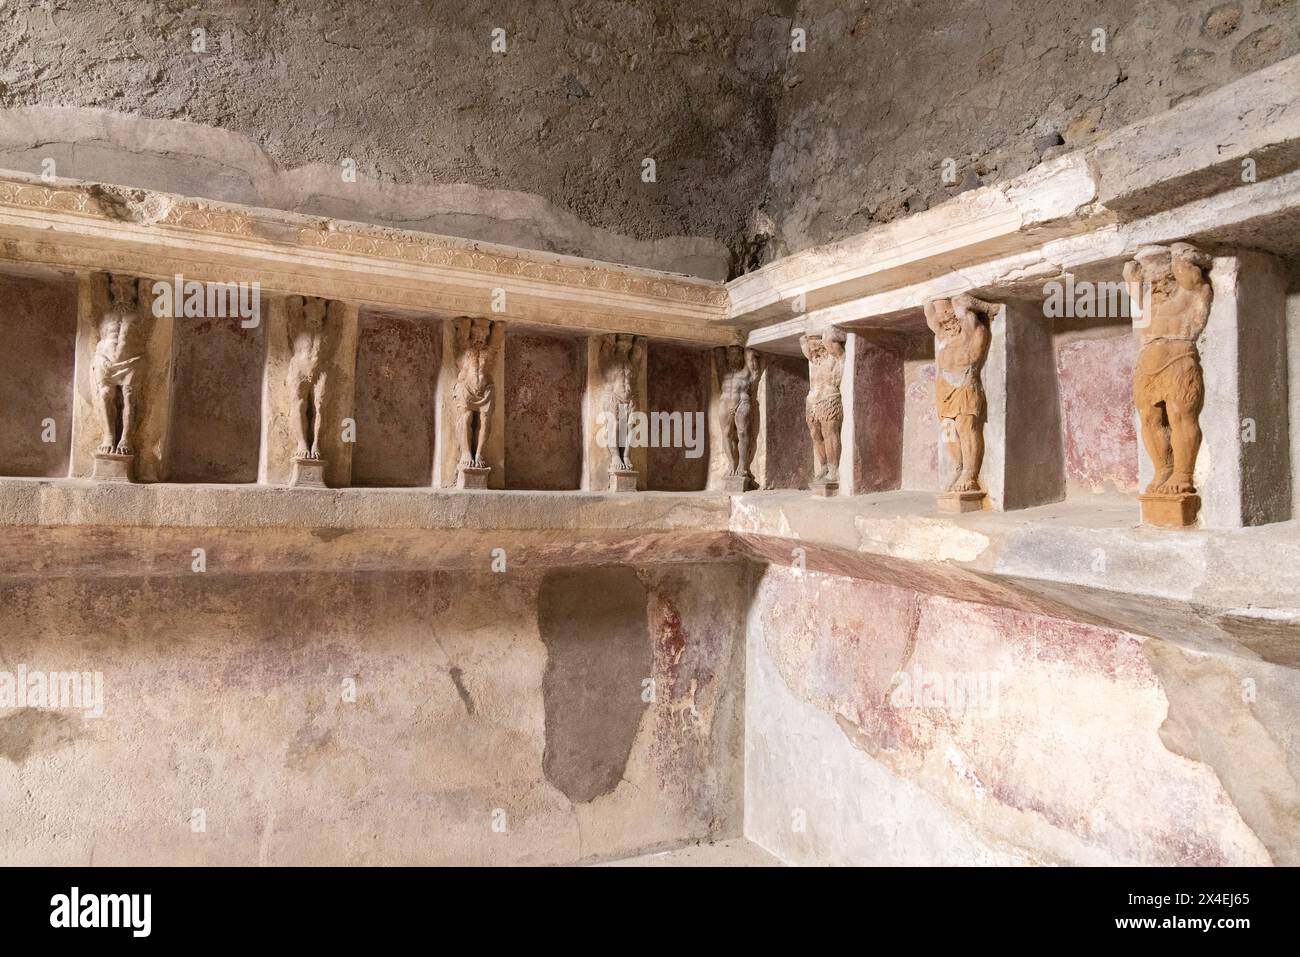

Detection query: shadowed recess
xmin=538 ymin=565 xmax=650 ymax=803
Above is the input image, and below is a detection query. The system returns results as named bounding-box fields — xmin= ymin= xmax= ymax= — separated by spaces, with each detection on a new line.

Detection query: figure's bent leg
xmin=823 ymin=415 xmax=842 ymax=482
xmin=1138 ymin=402 xmax=1173 ymax=492
xmin=455 ymin=407 xmax=473 ymax=468
xmin=95 ymin=383 xmax=118 ymax=454
xmin=310 ymin=376 xmax=328 ymax=459
xmin=474 ymin=403 xmax=492 ymax=469
xmin=955 ymin=414 xmax=982 ymax=491
xmin=117 ymin=385 xmax=136 ymax=455
xmin=1165 ymin=403 xmax=1202 ymax=494
xmin=941 ymin=416 xmax=962 ymax=491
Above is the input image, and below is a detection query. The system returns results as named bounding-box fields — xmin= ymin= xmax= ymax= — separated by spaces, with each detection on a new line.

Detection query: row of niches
xmin=0 ymin=242 xmax=1294 ymax=529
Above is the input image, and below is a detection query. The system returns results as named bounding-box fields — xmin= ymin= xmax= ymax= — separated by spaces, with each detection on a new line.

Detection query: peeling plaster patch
xmin=538 ymin=566 xmax=650 ymax=804
xmin=1143 ymin=640 xmax=1299 ymax=865
xmin=854 ymin=515 xmax=989 ymax=563
xmin=0 ymin=708 xmax=79 ymax=763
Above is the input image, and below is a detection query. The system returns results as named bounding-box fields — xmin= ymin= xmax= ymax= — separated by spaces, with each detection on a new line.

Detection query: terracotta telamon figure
xmin=598 ymin=334 xmax=644 ymax=472
xmin=285 ymin=295 xmax=339 ymax=461
xmin=925 ymin=293 xmax=996 ymax=493
xmin=92 ymin=273 xmax=150 ymax=456
xmin=1124 ymin=242 xmax=1213 ymax=495
xmin=452 ymin=316 xmax=503 ymax=470
xmin=713 ymin=345 xmax=765 ymax=483
xmin=800 ymin=328 xmax=845 ymax=483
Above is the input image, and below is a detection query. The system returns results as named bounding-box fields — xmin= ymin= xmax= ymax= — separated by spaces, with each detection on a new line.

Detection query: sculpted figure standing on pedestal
xmin=713 ymin=345 xmax=765 ymax=485
xmin=925 ymin=294 xmax=995 ymax=494
xmin=452 ymin=316 xmax=503 ymax=471
xmin=92 ymin=273 xmax=150 ymax=456
xmin=1124 ymin=243 xmax=1212 ymax=496
xmin=598 ymin=334 xmax=644 ymax=472
xmin=800 ymin=328 xmax=845 ymax=485
xmin=285 ymin=295 xmax=339 ymax=461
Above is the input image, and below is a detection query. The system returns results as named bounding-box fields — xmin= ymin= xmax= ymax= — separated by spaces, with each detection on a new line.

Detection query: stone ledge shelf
xmin=0 ymin=175 xmax=735 ymax=345
xmin=2 ymin=479 xmax=1295 ymax=670
xmin=734 ymin=490 xmax=1300 ymax=667
xmin=732 ymin=54 xmax=1300 ymax=340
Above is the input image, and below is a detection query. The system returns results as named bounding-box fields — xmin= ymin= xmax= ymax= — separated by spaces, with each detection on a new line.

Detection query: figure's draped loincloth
xmin=92 ymin=352 xmax=141 ymax=388
xmin=936 ymin=367 xmax=983 ymax=419
xmin=805 ymin=390 xmax=842 ymax=425
xmin=1133 ymin=338 xmax=1202 ymax=411
xmin=453 ymin=381 xmax=493 ymax=412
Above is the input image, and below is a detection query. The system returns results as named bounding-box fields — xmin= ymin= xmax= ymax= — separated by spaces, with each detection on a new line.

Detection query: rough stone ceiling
xmin=0 ymin=0 xmax=794 ymax=260
xmin=2 ymin=0 xmax=1298 ymax=273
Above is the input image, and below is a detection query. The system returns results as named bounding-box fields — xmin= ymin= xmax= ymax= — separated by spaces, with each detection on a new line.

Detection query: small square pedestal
xmin=609 ymin=469 xmax=638 ymax=493
xmin=810 ymin=479 xmax=838 ymax=498
xmin=721 ymin=474 xmax=752 ymax=494
xmin=937 ymin=490 xmax=985 ymax=513
xmin=458 ymin=466 xmax=490 ymax=490
xmin=291 ymin=457 xmax=328 ymax=488
xmin=92 ymin=451 xmax=134 ymax=483
xmin=1140 ymin=492 xmax=1200 ymax=528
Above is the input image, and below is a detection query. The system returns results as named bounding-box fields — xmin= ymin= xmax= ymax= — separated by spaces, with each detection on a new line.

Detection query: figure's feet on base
xmin=951 ymin=475 xmax=979 ymax=493
xmin=97 ymin=443 xmax=116 ymax=455
xmin=1162 ymin=474 xmax=1196 ymax=494
xmin=470 ymin=457 xmax=488 ymax=469
xmin=114 ymin=444 xmax=133 ymax=456
xmin=1145 ymin=470 xmax=1173 ymax=495
xmin=295 ymin=446 xmax=311 ymax=460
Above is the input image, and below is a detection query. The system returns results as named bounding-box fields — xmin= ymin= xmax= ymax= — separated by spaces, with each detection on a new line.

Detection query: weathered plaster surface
xmin=646 ymin=342 xmax=710 ymax=492
xmin=763 ymin=0 xmax=1300 ymax=257
xmin=167 ymin=316 xmax=265 ymax=483
xmin=0 ymin=270 xmax=75 ymax=477
xmin=1056 ymin=328 xmax=1138 ymax=494
xmin=505 ymin=331 xmax=585 ymax=491
xmin=351 ymin=310 xmax=440 ymax=487
xmin=0 ymin=562 xmax=745 ymax=865
xmin=745 ymin=564 xmax=1296 ymax=865
xmin=761 ymin=356 xmax=810 ymax=489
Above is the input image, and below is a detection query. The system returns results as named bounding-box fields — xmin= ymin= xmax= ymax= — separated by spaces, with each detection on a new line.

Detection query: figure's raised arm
xmin=1122 ymin=260 xmax=1143 ymax=320
xmin=799 ymin=333 xmax=814 ymax=361
xmin=451 ymin=317 xmax=470 ymax=352
xmin=284 ymin=295 xmax=304 ymax=351
xmin=825 ymin=328 xmax=846 ymax=358
xmin=711 ymin=346 xmax=726 ymax=389
xmin=923 ymin=298 xmax=943 ymax=336
xmin=745 ymin=347 xmax=765 ymax=379
xmin=485 ymin=318 xmax=504 ymax=356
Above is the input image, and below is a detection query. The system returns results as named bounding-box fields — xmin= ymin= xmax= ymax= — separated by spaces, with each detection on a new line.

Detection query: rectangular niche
xmin=167 ymin=312 xmax=265 ymax=483
xmin=352 ymin=309 xmax=440 ymax=486
xmin=646 ymin=341 xmax=709 ymax=491
xmin=1054 ymin=319 xmax=1138 ymax=496
xmin=764 ymin=356 xmax=811 ymax=489
xmin=504 ymin=328 xmax=584 ymax=490
xmin=848 ymin=332 xmax=907 ymax=494
xmin=0 ymin=268 xmax=77 ymax=477
xmin=900 ymin=331 xmax=938 ymax=490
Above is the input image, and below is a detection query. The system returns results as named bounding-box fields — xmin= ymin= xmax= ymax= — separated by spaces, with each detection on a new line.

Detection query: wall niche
xmin=646 ymin=341 xmax=710 ymax=492
xmin=352 ymin=309 xmax=440 ymax=487
xmin=0 ymin=268 xmax=77 ymax=478
xmin=504 ymin=328 xmax=584 ymax=491
xmin=167 ymin=311 xmax=265 ymax=483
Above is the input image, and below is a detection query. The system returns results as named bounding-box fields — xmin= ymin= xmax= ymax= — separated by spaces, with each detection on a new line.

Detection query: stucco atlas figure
xmin=800 ymin=327 xmax=846 ymax=495
xmin=713 ymin=345 xmax=765 ymax=493
xmin=451 ymin=316 xmax=503 ymax=490
xmin=598 ymin=333 xmax=645 ymax=492
xmin=1124 ymin=242 xmax=1213 ymax=528
xmin=925 ymin=294 xmax=997 ymax=512
xmin=90 ymin=273 xmax=151 ymax=482
xmin=284 ymin=295 xmax=343 ymax=488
